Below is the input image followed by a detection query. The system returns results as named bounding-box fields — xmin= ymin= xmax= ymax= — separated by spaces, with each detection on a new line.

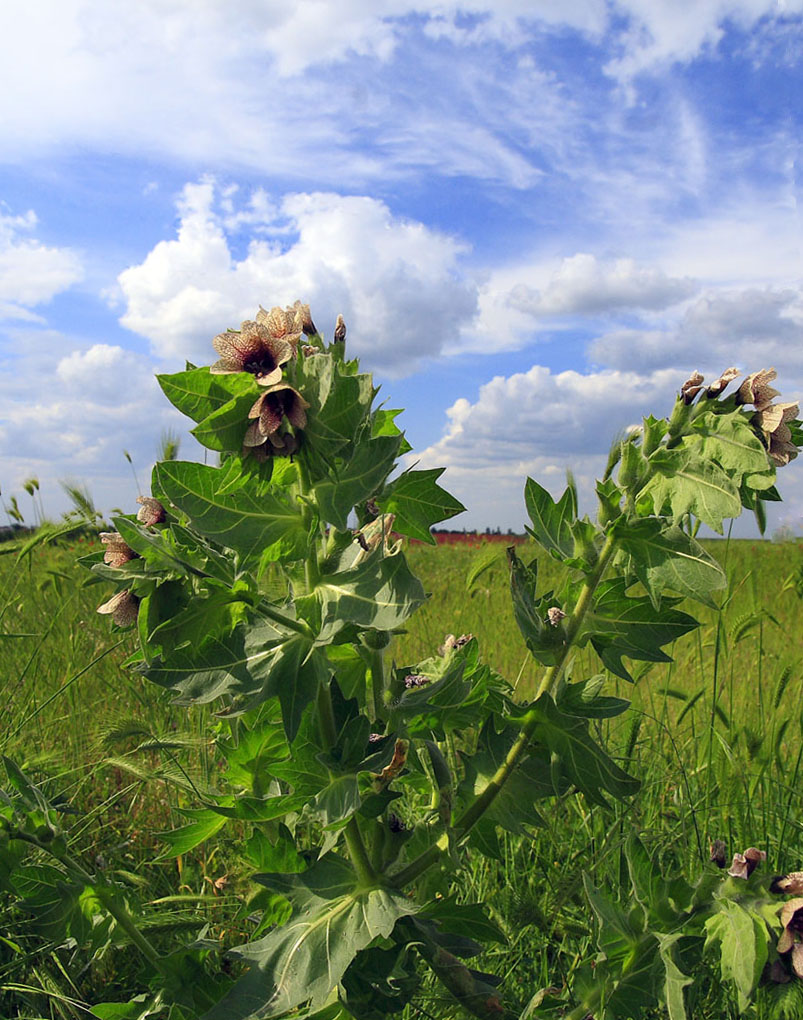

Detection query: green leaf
xmin=694 ymin=408 xmax=775 ymax=490
xmin=245 ymin=826 xmax=307 ymax=873
xmin=531 ymin=694 xmax=640 ymax=806
xmin=191 ymin=390 xmax=261 ymax=453
xmin=625 ymin=833 xmax=685 ymax=926
xmin=507 ymin=547 xmax=564 ymax=665
xmin=90 ymin=997 xmax=157 ymax=1020
xmin=640 ymin=447 xmax=741 ymax=534
xmin=524 ymin=477 xmax=577 ymax=561
xmin=612 ymin=517 xmax=727 ymax=608
xmin=378 ymin=468 xmax=465 ymax=543
xmin=313 ymin=775 xmax=361 ymax=828
xmin=371 ymin=407 xmax=412 ymax=455
xmin=582 ymin=577 xmax=699 ymax=681
xmin=137 ymin=616 xmax=288 ymax=704
xmin=314 ymin=435 xmax=401 ymax=531
xmin=296 ymin=354 xmax=376 ymax=463
xmin=156 ymin=461 xmax=308 ymax=564
xmin=155 ymin=810 xmax=227 ymax=858
xmin=317 ymin=545 xmax=426 ymax=638
xmin=268 ymin=708 xmax=329 ymax=798
xmin=704 ymin=900 xmax=768 ymax=1012
xmin=203 ymin=856 xmax=416 ymax=1019
xmin=419 ymin=897 xmax=507 ymax=946
xmin=656 ymin=933 xmax=692 ymax=1020
xmin=557 ymin=675 xmax=630 ymax=719
xmin=458 ymin=719 xmax=558 ymax=833
xmin=157 ymin=367 xmax=255 ymax=425
xmin=583 ymin=874 xmax=639 ymax=964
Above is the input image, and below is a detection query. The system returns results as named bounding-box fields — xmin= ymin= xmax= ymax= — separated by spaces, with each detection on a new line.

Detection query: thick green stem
xmin=23 ymin=838 xmax=167 ymax=974
xmin=93 ymin=884 xmax=167 ymax=973
xmin=369 ymin=647 xmax=385 ymax=723
xmin=534 ymin=531 xmax=617 ymax=700
xmin=256 ymin=601 xmax=312 ymax=636
xmin=295 ymin=456 xmax=320 ymax=592
xmin=392 ymin=532 xmax=618 ymax=889
xmin=316 ymin=682 xmax=377 ymax=887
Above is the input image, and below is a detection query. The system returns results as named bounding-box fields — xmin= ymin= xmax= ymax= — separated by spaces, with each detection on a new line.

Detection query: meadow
xmin=2 ymin=531 xmax=803 ymax=1019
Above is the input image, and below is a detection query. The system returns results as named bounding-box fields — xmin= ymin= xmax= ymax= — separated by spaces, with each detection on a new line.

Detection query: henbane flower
xmin=757 ymin=401 xmax=799 ymax=467
xmin=680 ymin=370 xmax=705 ymax=404
xmin=706 ymin=366 xmax=740 ymax=398
xmin=210 ymin=319 xmax=293 ymax=386
xmin=100 ymin=532 xmax=136 ymax=567
xmin=777 ymin=898 xmax=803 ymax=978
xmin=243 ymin=383 xmax=309 ymax=457
xmin=97 ymin=589 xmax=139 ymax=626
xmin=737 ymin=367 xmax=780 ymax=410
xmin=255 ymin=304 xmax=307 ymax=344
xmin=136 ymin=496 xmax=165 ymax=526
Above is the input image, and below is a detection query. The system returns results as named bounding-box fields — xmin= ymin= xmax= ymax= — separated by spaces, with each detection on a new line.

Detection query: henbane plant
xmin=0 ymin=304 xmax=801 ymax=1020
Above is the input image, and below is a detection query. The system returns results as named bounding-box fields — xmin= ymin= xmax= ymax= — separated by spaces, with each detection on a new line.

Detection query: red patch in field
xmin=410 ymin=530 xmax=527 ymax=546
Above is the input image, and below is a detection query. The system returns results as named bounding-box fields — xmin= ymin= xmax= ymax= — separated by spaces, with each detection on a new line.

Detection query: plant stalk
xmin=315 ymin=681 xmax=377 ymax=887
xmin=369 ymin=646 xmax=385 ymax=723
xmin=392 ymin=532 xmax=618 ymax=888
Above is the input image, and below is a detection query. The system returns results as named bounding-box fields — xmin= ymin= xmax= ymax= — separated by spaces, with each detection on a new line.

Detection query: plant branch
xmin=369 ymin=646 xmax=385 ymax=723
xmin=316 ymin=681 xmax=377 ymax=887
xmin=534 ymin=531 xmax=617 ymax=700
xmin=392 ymin=531 xmax=618 ymax=889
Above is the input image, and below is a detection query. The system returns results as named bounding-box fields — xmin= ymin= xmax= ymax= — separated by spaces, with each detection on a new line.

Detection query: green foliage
xmin=4 ymin=312 xmax=802 ymax=1020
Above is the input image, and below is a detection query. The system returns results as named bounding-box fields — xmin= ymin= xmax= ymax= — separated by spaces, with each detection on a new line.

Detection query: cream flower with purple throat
xmin=256 ymin=304 xmax=307 ymax=345
xmin=243 ymin=383 xmax=309 ymax=458
xmin=100 ymin=532 xmax=137 ymax=568
xmin=210 ymin=319 xmax=293 ymax=386
xmin=757 ymin=401 xmax=799 ymax=467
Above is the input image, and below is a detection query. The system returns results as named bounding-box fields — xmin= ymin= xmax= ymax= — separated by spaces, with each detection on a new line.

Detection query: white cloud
xmin=508 ymin=253 xmax=698 ymax=317
xmin=590 ymin=285 xmax=803 ymax=380
xmin=0 ymin=208 xmax=83 ymax=319
xmin=117 ymin=180 xmax=478 ymax=375
xmin=413 ymin=364 xmax=679 ymax=529
xmin=0 ymin=329 xmax=178 ymax=519
xmin=0 ymin=1 xmax=797 ymax=191
xmin=609 ymin=0 xmax=803 ymax=79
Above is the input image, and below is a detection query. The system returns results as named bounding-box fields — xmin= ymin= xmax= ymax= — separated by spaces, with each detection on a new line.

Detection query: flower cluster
xmin=210 ymin=302 xmax=339 ymax=461
xmin=96 ymin=498 xmax=166 ymax=626
xmin=679 ymin=365 xmax=800 ymax=467
xmin=737 ymin=368 xmax=799 ymax=467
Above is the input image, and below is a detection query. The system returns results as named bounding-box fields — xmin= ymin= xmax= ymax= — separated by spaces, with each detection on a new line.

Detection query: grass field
xmin=2 ymin=534 xmax=803 ymax=1018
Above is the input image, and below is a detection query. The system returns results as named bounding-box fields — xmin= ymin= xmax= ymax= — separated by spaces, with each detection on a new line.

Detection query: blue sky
xmin=1 ymin=1 xmax=801 ymax=534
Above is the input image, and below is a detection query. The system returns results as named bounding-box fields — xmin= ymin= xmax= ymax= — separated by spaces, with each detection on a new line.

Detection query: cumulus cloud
xmin=0 ymin=330 xmax=177 ymax=518
xmin=590 ymin=285 xmax=803 ymax=378
xmin=116 ymin=179 xmax=477 ymax=375
xmin=0 ymin=209 xmax=83 ymax=320
xmin=508 ymin=253 xmax=698 ymax=317
xmin=412 ymin=364 xmax=680 ymax=529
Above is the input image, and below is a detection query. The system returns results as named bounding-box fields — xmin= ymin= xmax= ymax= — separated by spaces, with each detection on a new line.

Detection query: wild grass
xmin=2 ymin=535 xmax=803 ymax=1018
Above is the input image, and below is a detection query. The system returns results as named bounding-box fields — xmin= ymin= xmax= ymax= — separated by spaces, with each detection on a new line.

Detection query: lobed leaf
xmin=378 ymin=468 xmax=465 ymax=543
xmin=524 ymin=477 xmax=577 ymax=562
xmin=203 ymin=856 xmax=415 ymax=1019
xmin=612 ymin=517 xmax=726 ymax=608
xmin=156 ymin=461 xmax=308 ymax=564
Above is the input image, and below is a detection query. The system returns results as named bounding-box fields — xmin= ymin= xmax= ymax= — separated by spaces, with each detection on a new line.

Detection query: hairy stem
xmin=534 ymin=531 xmax=617 ymax=700
xmin=22 ymin=838 xmax=167 ymax=974
xmin=369 ymin=646 xmax=385 ymax=723
xmin=392 ymin=532 xmax=618 ymax=889
xmin=93 ymin=884 xmax=167 ymax=973
xmin=316 ymin=681 xmax=377 ymax=887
